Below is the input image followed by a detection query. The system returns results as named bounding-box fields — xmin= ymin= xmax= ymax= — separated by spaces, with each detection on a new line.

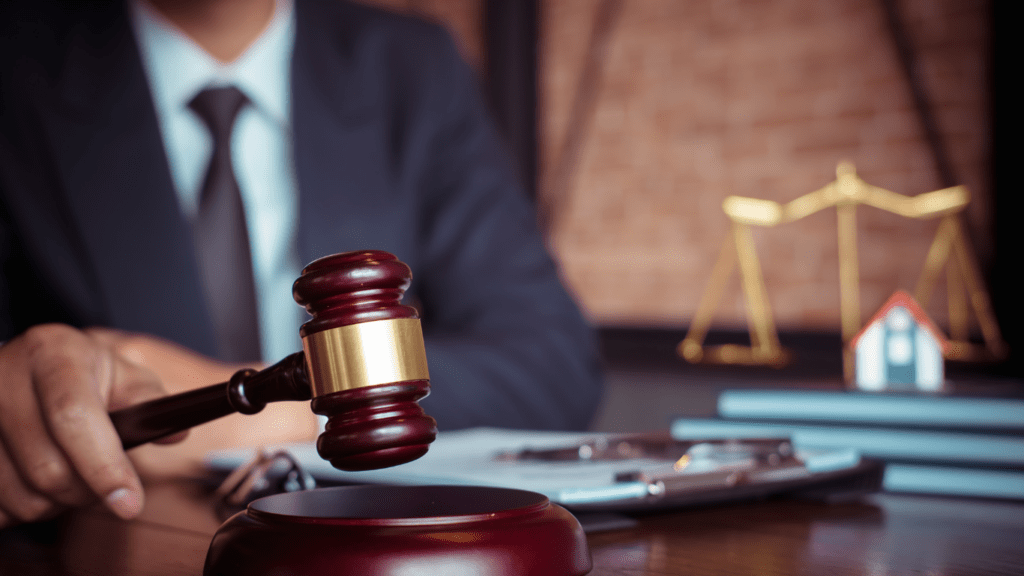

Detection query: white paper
xmin=205 ymin=427 xmax=859 ymax=506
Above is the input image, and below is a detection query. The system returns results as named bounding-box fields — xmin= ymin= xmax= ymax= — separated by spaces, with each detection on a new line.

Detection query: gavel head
xmin=291 ymin=251 xmax=437 ymax=471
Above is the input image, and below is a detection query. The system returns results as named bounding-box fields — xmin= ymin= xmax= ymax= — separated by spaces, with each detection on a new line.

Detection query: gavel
xmin=108 ymin=250 xmax=437 ymax=471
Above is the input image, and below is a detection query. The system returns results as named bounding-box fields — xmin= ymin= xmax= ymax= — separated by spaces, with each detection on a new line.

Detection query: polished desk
xmin=3 ymin=478 xmax=1023 ymax=575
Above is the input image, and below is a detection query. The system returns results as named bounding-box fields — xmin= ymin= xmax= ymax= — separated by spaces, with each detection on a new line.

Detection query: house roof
xmin=848 ymin=290 xmax=950 ymax=353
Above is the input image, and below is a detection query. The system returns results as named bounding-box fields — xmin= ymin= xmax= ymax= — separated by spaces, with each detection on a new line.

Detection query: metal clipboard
xmin=204 ymin=428 xmax=884 ymax=513
xmin=493 ymin=432 xmax=883 ymax=512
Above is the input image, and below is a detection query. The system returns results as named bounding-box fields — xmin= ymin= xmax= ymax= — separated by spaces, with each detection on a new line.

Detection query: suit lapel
xmin=291 ymin=1 xmax=406 ymax=266
xmin=41 ymin=4 xmax=218 ymax=355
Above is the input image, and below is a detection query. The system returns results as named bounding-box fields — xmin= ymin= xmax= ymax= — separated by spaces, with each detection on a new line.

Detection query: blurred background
xmin=362 ymin=0 xmax=1018 ymax=421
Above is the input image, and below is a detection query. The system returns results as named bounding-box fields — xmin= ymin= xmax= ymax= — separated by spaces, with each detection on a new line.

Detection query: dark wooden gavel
xmin=108 ymin=250 xmax=437 ymax=471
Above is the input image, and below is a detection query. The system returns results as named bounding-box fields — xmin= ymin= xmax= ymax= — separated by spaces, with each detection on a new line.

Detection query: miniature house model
xmin=849 ymin=291 xmax=950 ymax=392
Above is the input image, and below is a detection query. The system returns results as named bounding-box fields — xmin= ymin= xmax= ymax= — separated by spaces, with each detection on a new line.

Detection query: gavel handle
xmin=109 ymin=352 xmax=313 ymax=450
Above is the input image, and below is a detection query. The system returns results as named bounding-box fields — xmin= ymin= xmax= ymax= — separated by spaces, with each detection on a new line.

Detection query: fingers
xmin=105 ymin=351 xmax=174 ymax=410
xmin=30 ymin=341 xmax=145 ymax=519
xmin=0 ymin=439 xmax=63 ymax=528
xmin=0 ymin=324 xmax=160 ymax=526
xmin=0 ymin=345 xmax=88 ymax=506
xmin=105 ymin=357 xmax=189 ymax=446
xmin=0 ymin=328 xmax=94 ymax=523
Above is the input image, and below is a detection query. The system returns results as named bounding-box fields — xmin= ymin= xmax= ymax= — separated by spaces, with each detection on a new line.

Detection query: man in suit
xmin=0 ymin=0 xmax=602 ymax=527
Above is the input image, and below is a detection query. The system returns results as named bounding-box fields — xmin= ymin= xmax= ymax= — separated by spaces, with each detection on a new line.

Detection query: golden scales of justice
xmin=677 ymin=162 xmax=1007 ymax=381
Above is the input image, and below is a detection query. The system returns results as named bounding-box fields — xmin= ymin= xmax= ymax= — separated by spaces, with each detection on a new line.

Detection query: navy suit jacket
xmin=0 ymin=0 xmax=602 ymax=431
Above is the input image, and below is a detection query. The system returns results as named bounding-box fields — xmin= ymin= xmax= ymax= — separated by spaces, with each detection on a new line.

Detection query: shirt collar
xmin=129 ymin=0 xmax=295 ymax=128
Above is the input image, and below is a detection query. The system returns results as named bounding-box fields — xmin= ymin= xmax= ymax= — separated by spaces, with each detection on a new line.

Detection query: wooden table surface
xmin=2 ymin=479 xmax=1023 ymax=576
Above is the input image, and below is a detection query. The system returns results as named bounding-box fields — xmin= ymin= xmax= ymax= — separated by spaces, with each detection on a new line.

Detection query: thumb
xmin=107 ymin=357 xmax=189 ymax=445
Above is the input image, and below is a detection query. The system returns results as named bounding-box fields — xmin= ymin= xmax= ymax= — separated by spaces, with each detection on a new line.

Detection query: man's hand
xmin=88 ymin=329 xmax=318 ymax=479
xmin=0 ymin=325 xmax=319 ymax=528
xmin=0 ymin=324 xmax=181 ymax=528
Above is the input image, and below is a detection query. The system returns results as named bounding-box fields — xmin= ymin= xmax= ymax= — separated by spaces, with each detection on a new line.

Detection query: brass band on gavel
xmin=302 ymin=318 xmax=430 ymax=397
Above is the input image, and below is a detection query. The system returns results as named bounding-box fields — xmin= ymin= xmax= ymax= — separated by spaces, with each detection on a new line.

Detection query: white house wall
xmin=855 ymin=323 xmax=885 ymax=391
xmin=915 ymin=328 xmax=944 ymax=391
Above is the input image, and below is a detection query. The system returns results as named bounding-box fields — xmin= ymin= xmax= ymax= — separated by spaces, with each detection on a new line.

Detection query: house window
xmin=885 ymin=306 xmax=916 ymax=385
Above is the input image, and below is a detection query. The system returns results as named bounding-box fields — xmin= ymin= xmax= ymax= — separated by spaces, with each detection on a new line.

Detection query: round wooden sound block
xmin=204 ymin=485 xmax=592 ymax=575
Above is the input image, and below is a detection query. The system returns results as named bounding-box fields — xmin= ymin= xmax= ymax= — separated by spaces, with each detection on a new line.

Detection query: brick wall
xmin=359 ymin=0 xmax=992 ymax=335
xmin=542 ymin=0 xmax=991 ymax=334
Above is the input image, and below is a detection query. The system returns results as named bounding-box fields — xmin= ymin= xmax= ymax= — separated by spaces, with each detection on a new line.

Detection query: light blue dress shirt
xmin=129 ymin=0 xmax=303 ymax=362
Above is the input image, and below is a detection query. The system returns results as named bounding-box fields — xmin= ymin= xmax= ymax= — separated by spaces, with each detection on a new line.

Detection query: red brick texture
xmin=542 ymin=0 xmax=990 ymax=332
xmin=359 ymin=0 xmax=991 ymax=334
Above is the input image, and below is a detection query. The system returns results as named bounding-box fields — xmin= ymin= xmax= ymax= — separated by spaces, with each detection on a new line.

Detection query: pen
xmin=495 ymin=434 xmax=793 ymax=464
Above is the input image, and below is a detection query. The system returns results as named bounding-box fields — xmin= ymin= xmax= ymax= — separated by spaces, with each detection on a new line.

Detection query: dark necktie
xmin=189 ymin=86 xmax=262 ymax=362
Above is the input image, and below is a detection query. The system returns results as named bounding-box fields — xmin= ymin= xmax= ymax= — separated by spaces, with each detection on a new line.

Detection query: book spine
xmin=884 ymin=464 xmax=1024 ymax=500
xmin=671 ymin=418 xmax=1024 ymax=467
xmin=717 ymin=390 xmax=1024 ymax=431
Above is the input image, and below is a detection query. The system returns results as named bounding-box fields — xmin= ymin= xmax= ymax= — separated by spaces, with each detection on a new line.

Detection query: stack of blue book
xmin=671 ymin=389 xmax=1024 ymax=500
